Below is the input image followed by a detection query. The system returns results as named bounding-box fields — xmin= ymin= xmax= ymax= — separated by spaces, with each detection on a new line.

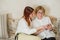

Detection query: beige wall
xmin=0 ymin=0 xmax=60 ymax=19
xmin=27 ymin=0 xmax=60 ymax=19
xmin=0 ymin=16 xmax=2 ymax=37
xmin=0 ymin=0 xmax=28 ymax=19
xmin=0 ymin=14 xmax=8 ymax=38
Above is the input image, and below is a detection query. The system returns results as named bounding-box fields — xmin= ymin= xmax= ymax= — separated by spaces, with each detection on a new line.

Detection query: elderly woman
xmin=32 ymin=6 xmax=56 ymax=40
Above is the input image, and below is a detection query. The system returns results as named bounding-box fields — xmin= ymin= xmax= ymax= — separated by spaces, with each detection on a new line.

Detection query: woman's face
xmin=29 ymin=11 xmax=35 ymax=20
xmin=37 ymin=10 xmax=44 ymax=19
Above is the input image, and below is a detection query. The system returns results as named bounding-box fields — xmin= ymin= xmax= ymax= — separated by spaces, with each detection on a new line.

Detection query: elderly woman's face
xmin=37 ymin=10 xmax=44 ymax=19
xmin=29 ymin=11 xmax=35 ymax=20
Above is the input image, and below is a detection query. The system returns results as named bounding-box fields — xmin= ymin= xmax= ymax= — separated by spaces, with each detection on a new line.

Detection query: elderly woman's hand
xmin=43 ymin=24 xmax=53 ymax=30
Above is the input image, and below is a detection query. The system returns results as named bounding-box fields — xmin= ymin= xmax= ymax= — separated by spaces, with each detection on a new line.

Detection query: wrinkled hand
xmin=43 ymin=24 xmax=52 ymax=30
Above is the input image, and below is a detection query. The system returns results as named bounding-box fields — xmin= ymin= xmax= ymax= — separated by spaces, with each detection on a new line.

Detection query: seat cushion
xmin=18 ymin=33 xmax=41 ymax=40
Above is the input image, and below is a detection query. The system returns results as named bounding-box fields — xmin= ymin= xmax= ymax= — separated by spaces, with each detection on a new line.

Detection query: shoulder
xmin=43 ymin=16 xmax=50 ymax=20
xmin=19 ymin=18 xmax=25 ymax=22
xmin=17 ymin=18 xmax=28 ymax=27
xmin=18 ymin=18 xmax=25 ymax=23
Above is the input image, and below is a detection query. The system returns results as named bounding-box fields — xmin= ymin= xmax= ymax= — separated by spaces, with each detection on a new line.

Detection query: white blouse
xmin=15 ymin=18 xmax=37 ymax=35
xmin=32 ymin=16 xmax=55 ymax=39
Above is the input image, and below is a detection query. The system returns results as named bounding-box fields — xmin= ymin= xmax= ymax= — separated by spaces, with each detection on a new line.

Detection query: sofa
xmin=7 ymin=14 xmax=58 ymax=40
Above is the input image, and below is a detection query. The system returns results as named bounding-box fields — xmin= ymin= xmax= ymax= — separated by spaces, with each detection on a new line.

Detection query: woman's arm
xmin=33 ymin=26 xmax=45 ymax=35
xmin=45 ymin=17 xmax=54 ymax=30
xmin=15 ymin=18 xmax=37 ymax=35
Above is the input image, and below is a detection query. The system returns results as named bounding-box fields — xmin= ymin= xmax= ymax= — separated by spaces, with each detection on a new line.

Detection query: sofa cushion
xmin=18 ymin=33 xmax=41 ymax=40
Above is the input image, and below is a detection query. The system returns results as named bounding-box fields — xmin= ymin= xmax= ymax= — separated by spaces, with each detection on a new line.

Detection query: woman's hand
xmin=36 ymin=27 xmax=45 ymax=33
xmin=47 ymin=24 xmax=53 ymax=30
xmin=44 ymin=24 xmax=53 ymax=30
xmin=33 ymin=27 xmax=45 ymax=35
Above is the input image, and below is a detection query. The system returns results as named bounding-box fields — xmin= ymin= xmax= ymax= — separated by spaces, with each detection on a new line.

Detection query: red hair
xmin=23 ymin=6 xmax=34 ymax=26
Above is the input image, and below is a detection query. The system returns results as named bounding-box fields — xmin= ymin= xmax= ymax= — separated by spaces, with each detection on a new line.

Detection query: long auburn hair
xmin=23 ymin=6 xmax=34 ymax=26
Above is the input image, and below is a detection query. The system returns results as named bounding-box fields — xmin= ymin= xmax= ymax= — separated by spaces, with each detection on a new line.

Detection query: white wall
xmin=0 ymin=0 xmax=28 ymax=19
xmin=0 ymin=0 xmax=60 ymax=19
xmin=27 ymin=0 xmax=60 ymax=18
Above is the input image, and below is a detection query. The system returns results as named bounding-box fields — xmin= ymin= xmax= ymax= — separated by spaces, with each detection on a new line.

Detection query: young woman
xmin=32 ymin=6 xmax=56 ymax=40
xmin=15 ymin=6 xmax=41 ymax=35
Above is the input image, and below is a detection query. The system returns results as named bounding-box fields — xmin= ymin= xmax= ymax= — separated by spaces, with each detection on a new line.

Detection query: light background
xmin=0 ymin=0 xmax=60 ymax=38
xmin=0 ymin=0 xmax=60 ymax=19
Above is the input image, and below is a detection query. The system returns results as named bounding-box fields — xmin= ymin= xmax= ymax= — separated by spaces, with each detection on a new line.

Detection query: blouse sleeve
xmin=15 ymin=18 xmax=37 ymax=35
xmin=47 ymin=17 xmax=54 ymax=27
